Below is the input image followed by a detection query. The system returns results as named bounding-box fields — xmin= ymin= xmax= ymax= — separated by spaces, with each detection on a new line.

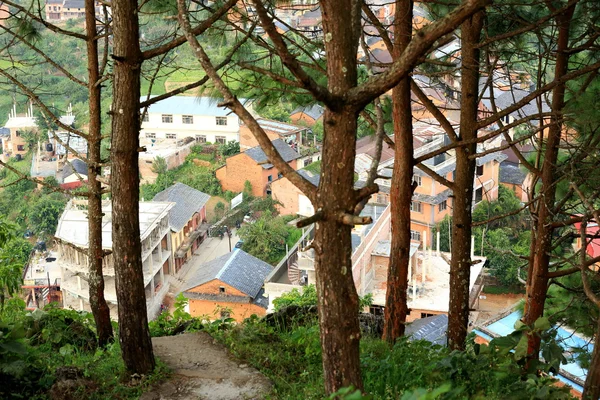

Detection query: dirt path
xmin=141 ymin=332 xmax=271 ymax=400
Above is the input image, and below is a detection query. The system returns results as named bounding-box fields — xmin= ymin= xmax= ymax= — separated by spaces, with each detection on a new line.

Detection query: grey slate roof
xmin=499 ymin=161 xmax=527 ymax=185
xmin=405 ymin=314 xmax=448 ymax=346
xmin=63 ymin=0 xmax=84 ymax=8
xmin=59 ymin=159 xmax=87 ymax=182
xmin=291 ymin=104 xmax=324 ymax=121
xmin=183 ymin=249 xmax=272 ymax=300
xmin=297 ymin=169 xmax=320 ymax=186
xmin=245 ymin=138 xmax=301 ymax=169
xmin=152 ymin=182 xmax=210 ymax=232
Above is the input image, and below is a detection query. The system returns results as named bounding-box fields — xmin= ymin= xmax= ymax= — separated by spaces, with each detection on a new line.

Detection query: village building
xmin=2 ymin=103 xmax=37 ymax=159
xmin=152 ymin=183 xmax=211 ymax=274
xmin=57 ymin=158 xmax=88 ymax=190
xmin=216 ymin=138 xmax=301 ymax=197
xmin=239 ymin=118 xmax=320 ymax=167
xmin=289 ymin=104 xmax=324 ymax=127
xmin=180 ymin=249 xmax=271 ymax=322
xmin=271 ymin=169 xmax=320 ymax=216
xmin=56 ymin=200 xmax=175 ymax=320
xmin=140 ymin=95 xmax=244 ymax=144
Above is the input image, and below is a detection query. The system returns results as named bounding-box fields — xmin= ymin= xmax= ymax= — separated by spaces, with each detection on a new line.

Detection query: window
xmin=278 ymin=173 xmax=283 ymax=179
xmin=161 ymin=114 xmax=173 ymax=123
xmin=410 ymin=230 xmax=421 ymax=241
xmin=476 ymin=164 xmax=484 ymax=176
xmin=216 ymin=116 xmax=228 ymax=126
xmin=220 ymin=309 xmax=231 ymax=318
xmin=195 ymin=135 xmax=207 ymax=143
xmin=145 ymin=132 xmax=156 ymax=139
xmin=219 ymin=286 xmax=226 ymax=293
xmin=182 ymin=115 xmax=194 ymax=124
xmin=304 ymin=158 xmax=313 ymax=167
xmin=15 ymin=131 xmax=21 ymax=137
xmin=475 ymin=187 xmax=483 ymax=203
xmin=438 ymin=200 xmax=447 ymax=212
xmin=266 ymin=189 xmax=272 ymax=195
xmin=413 ymin=175 xmax=422 ymax=187
xmin=166 ymin=133 xmax=177 ymax=140
xmin=421 ymin=313 xmax=436 ymax=319
xmin=142 ymin=113 xmax=149 ymax=122
xmin=17 ymin=145 xmax=25 ymax=151
xmin=267 ymin=175 xmax=273 ymax=182
xmin=215 ymin=136 xmax=226 ymax=144
xmin=410 ymin=201 xmax=422 ymax=213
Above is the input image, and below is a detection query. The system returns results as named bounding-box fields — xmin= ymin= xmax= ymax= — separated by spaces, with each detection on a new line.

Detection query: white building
xmin=140 ymin=96 xmax=246 ymax=144
xmin=56 ymin=200 xmax=176 ymax=320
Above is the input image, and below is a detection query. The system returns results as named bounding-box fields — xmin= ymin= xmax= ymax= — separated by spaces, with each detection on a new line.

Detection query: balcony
xmin=175 ymin=223 xmax=210 ymax=258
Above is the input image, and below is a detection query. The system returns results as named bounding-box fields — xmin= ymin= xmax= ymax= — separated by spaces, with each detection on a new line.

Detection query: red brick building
xmin=181 ymin=249 xmax=272 ymax=322
xmin=216 ymin=138 xmax=300 ymax=197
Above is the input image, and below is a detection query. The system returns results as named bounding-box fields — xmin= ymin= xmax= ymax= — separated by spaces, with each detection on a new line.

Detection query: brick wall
xmin=289 ymin=113 xmax=317 ymax=127
xmin=271 ymin=177 xmax=300 ymax=215
xmin=186 ymin=279 xmax=266 ymax=322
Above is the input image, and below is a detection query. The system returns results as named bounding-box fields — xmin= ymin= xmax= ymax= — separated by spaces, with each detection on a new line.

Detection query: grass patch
xmin=303 ymin=160 xmax=321 ymax=175
xmin=483 ymin=285 xmax=526 ymax=295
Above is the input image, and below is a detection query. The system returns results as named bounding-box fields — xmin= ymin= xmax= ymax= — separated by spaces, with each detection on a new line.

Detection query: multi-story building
xmin=2 ymin=103 xmax=37 ymax=158
xmin=140 ymin=96 xmax=243 ymax=144
xmin=152 ymin=183 xmax=211 ymax=274
xmin=56 ymin=200 xmax=175 ymax=320
xmin=355 ymin=120 xmax=507 ymax=247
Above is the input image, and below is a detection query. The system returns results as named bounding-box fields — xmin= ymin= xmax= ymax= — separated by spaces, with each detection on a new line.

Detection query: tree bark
xmin=315 ymin=0 xmax=363 ymax=392
xmin=85 ymin=0 xmax=113 ymax=348
xmin=583 ymin=318 xmax=600 ymax=399
xmin=522 ymin=2 xmax=575 ymax=360
xmin=447 ymin=11 xmax=483 ymax=351
xmin=111 ymin=0 xmax=155 ymax=374
xmin=383 ymin=0 xmax=413 ymax=343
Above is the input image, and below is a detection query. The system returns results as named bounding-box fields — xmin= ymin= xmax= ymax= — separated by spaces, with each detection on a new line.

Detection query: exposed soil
xmin=141 ymin=332 xmax=271 ymax=400
xmin=205 ymin=196 xmax=227 ymax=222
xmin=472 ymin=293 xmax=525 ymax=325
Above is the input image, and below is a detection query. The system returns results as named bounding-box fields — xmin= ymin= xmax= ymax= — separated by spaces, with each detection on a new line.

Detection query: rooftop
xmin=152 ymin=183 xmax=210 ymax=232
xmin=142 ymin=95 xmax=247 ymax=117
xmin=254 ymin=118 xmax=307 ymax=135
xmin=182 ymin=249 xmax=272 ymax=301
xmin=59 ymin=158 xmax=87 ymax=182
xmin=291 ymin=104 xmax=324 ymax=121
xmin=55 ymin=200 xmax=174 ymax=250
xmin=499 ymin=161 xmax=527 ymax=185
xmin=244 ymin=138 xmax=301 ymax=169
xmin=474 ymin=310 xmax=593 ymax=393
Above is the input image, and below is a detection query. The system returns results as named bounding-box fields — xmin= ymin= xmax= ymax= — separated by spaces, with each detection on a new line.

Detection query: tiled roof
xmin=152 ymin=183 xmax=210 ymax=232
xmin=59 ymin=159 xmax=87 ymax=182
xmin=63 ymin=0 xmax=84 ymax=8
xmin=405 ymin=314 xmax=448 ymax=345
xmin=291 ymin=104 xmax=324 ymax=121
xmin=244 ymin=138 xmax=301 ymax=169
xmin=499 ymin=161 xmax=527 ymax=185
xmin=182 ymin=249 xmax=272 ymax=299
xmin=297 ymin=169 xmax=320 ymax=186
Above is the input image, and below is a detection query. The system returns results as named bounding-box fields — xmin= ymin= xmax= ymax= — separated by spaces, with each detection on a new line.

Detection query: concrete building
xmin=181 ymin=249 xmax=271 ymax=322
xmin=152 ymin=183 xmax=211 ymax=273
xmin=216 ymin=138 xmax=301 ymax=197
xmin=2 ymin=103 xmax=37 ymax=158
xmin=58 ymin=158 xmax=88 ymax=189
xmin=140 ymin=96 xmax=243 ymax=144
xmin=56 ymin=200 xmax=175 ymax=320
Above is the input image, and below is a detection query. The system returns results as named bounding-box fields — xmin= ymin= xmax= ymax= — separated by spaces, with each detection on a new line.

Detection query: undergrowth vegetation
xmin=0 ymin=299 xmax=169 ymax=400
xmin=148 ymin=295 xmax=574 ymax=400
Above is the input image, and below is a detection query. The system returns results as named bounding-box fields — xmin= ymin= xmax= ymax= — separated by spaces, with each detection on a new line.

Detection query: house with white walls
xmin=140 ymin=96 xmax=248 ymax=144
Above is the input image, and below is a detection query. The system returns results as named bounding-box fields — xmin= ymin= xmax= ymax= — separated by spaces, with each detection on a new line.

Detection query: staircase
xmin=288 ymin=260 xmax=301 ymax=285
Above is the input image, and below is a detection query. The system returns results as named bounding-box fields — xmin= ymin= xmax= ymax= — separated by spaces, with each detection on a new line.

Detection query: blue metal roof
xmin=477 ymin=310 xmax=593 ymax=391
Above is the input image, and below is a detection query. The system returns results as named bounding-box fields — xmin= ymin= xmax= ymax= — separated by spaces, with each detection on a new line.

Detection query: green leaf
xmin=534 ymin=317 xmax=551 ymax=331
xmin=514 ymin=334 xmax=529 ymax=360
xmin=0 ymin=340 xmax=27 ymax=355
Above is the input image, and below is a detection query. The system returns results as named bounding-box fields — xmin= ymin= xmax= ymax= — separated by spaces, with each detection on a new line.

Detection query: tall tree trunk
xmin=85 ymin=0 xmax=113 ymax=348
xmin=383 ymin=0 xmax=413 ymax=343
xmin=583 ymin=317 xmax=600 ymax=399
xmin=111 ymin=0 xmax=155 ymax=373
xmin=316 ymin=0 xmax=363 ymax=392
xmin=523 ymin=2 xmax=575 ymax=360
xmin=447 ymin=11 xmax=483 ymax=351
